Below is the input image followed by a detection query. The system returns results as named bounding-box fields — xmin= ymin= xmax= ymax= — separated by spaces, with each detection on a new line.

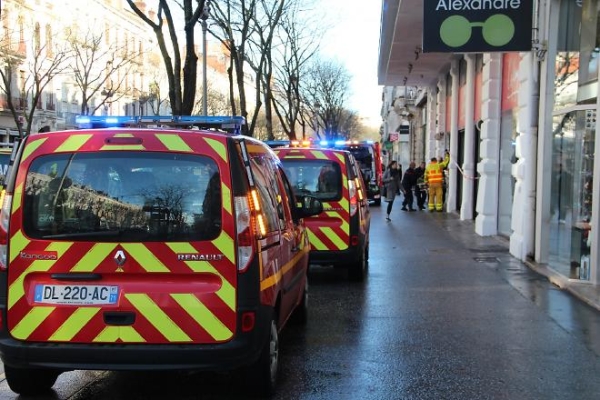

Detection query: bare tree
xmin=0 ymin=32 xmax=70 ymax=137
xmin=244 ymin=0 xmax=288 ymax=138
xmin=68 ymin=29 xmax=137 ymax=115
xmin=302 ymin=59 xmax=352 ymax=141
xmin=209 ymin=0 xmax=259 ymax=135
xmin=126 ymin=0 xmax=208 ymax=115
xmin=270 ymin=3 xmax=320 ymax=140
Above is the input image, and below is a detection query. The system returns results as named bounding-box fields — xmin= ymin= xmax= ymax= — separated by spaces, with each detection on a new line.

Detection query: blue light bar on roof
xmin=75 ymin=115 xmax=246 ymax=133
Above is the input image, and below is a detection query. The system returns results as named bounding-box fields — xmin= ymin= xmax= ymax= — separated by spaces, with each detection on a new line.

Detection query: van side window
xmin=278 ymin=167 xmax=297 ymax=222
xmin=250 ymin=156 xmax=280 ymax=233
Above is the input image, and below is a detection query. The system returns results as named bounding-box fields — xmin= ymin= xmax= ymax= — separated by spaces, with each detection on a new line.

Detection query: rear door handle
xmin=104 ymin=311 xmax=136 ymax=326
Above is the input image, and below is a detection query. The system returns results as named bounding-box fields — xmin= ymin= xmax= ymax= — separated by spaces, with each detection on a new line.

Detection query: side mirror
xmin=295 ymin=195 xmax=323 ymax=218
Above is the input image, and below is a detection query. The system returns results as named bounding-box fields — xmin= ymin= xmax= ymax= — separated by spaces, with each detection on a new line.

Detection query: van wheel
xmin=373 ymin=199 xmax=381 ymax=206
xmin=247 ymin=314 xmax=279 ymax=396
xmin=292 ymin=278 xmax=308 ymax=325
xmin=5 ymin=365 xmax=60 ymax=395
xmin=349 ymin=249 xmax=366 ymax=282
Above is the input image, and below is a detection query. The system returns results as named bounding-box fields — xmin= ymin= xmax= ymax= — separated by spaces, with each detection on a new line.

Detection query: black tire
xmin=5 ymin=365 xmax=60 ymax=395
xmin=292 ymin=278 xmax=308 ymax=325
xmin=373 ymin=199 xmax=381 ymax=207
xmin=348 ymin=248 xmax=366 ymax=281
xmin=246 ymin=313 xmax=279 ymax=397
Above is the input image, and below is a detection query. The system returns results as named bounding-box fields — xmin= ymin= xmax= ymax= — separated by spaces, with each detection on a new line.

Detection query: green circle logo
xmin=440 ymin=15 xmax=471 ymax=48
xmin=482 ymin=14 xmax=514 ymax=46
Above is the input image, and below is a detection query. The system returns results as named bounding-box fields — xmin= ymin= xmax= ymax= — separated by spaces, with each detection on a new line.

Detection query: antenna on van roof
xmin=74 ymin=115 xmax=246 ymax=134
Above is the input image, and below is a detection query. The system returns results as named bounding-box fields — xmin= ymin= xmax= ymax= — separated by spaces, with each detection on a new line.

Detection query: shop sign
xmin=399 ymin=125 xmax=410 ymax=135
xmin=389 ymin=132 xmax=399 ymax=142
xmin=423 ymin=0 xmax=533 ymax=53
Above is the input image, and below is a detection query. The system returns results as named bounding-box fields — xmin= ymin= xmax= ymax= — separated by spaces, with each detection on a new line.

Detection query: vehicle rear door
xmin=5 ymin=130 xmax=238 ymax=345
xmin=276 ymin=148 xmax=350 ymax=252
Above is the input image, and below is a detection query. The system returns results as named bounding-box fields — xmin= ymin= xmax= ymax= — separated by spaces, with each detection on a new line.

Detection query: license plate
xmin=34 ymin=285 xmax=119 ymax=305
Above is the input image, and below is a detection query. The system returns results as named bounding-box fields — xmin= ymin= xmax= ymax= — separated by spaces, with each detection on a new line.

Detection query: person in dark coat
xmin=414 ymin=161 xmax=427 ymax=210
xmin=382 ymin=160 xmax=401 ymax=221
xmin=401 ymin=162 xmax=418 ymax=211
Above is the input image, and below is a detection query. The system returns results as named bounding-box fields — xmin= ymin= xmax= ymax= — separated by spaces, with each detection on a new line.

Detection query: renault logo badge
xmin=114 ymin=250 xmax=126 ymax=272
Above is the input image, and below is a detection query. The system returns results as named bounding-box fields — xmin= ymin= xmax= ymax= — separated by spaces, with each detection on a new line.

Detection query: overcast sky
xmin=318 ymin=0 xmax=383 ymax=126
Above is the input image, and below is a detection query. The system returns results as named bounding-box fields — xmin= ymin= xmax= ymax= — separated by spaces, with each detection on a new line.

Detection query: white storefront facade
xmin=379 ymin=0 xmax=600 ymax=285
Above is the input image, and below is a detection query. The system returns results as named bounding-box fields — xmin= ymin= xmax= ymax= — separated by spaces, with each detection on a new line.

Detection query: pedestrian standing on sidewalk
xmin=425 ymin=151 xmax=450 ymax=212
xmin=414 ymin=161 xmax=427 ymax=210
xmin=401 ymin=162 xmax=418 ymax=211
xmin=383 ymin=160 xmax=401 ymax=221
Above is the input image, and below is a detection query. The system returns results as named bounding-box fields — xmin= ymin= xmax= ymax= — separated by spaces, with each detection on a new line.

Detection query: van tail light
xmin=235 ymin=195 xmax=255 ymax=273
xmin=349 ymin=180 xmax=358 ymax=217
xmin=0 ymin=192 xmax=12 ymax=270
xmin=235 ymin=189 xmax=267 ymax=273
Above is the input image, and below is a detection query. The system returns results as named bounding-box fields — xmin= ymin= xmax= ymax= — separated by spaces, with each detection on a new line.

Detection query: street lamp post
xmin=201 ymin=1 xmax=211 ymax=116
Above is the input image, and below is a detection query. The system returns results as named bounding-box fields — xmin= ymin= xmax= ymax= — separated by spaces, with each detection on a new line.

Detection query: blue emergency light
xmin=75 ymin=115 xmax=246 ymax=134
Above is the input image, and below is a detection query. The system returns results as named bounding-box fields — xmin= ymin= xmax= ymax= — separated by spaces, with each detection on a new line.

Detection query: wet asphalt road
xmin=2 ymin=203 xmax=600 ymax=399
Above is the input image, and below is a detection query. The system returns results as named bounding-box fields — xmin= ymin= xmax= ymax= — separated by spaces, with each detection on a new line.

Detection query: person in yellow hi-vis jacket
xmin=424 ymin=151 xmax=450 ymax=211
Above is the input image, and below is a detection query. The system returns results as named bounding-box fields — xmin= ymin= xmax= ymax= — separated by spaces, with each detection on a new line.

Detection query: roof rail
xmin=75 ymin=115 xmax=246 ymax=134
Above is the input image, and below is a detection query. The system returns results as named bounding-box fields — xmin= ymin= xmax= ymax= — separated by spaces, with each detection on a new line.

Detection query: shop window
xmin=554 ymin=0 xmax=583 ymax=109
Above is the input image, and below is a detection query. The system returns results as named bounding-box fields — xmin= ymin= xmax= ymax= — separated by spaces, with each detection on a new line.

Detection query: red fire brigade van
xmin=0 ymin=116 xmax=322 ymax=396
xmin=275 ymin=145 xmax=370 ymax=281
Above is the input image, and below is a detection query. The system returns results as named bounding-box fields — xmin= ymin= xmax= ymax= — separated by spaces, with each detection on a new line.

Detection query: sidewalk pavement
xmin=387 ymin=205 xmax=600 ymax=313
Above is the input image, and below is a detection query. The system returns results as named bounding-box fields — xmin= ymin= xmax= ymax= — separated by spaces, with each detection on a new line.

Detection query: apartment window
xmin=46 ymin=24 xmax=53 ymax=57
xmin=34 ymin=23 xmax=41 ymax=53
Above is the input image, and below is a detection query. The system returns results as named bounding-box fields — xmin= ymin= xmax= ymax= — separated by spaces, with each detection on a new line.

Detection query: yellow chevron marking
xmin=93 ymin=326 xmax=146 ymax=342
xmin=308 ymin=229 xmax=328 ymax=250
xmin=21 ymin=138 xmax=47 ymax=163
xmin=9 ymin=229 xmax=29 ymax=264
xmin=310 ymin=151 xmax=329 ymax=160
xmin=339 ymin=197 xmax=349 ymax=211
xmin=212 ymin=231 xmax=235 ymax=263
xmin=155 ymin=134 xmax=193 ymax=152
xmin=319 ymin=227 xmax=347 ymax=250
xmin=324 ymin=211 xmax=349 ymax=234
xmin=222 ymin=184 xmax=232 ymax=215
xmin=126 ymin=293 xmax=192 ymax=342
xmin=8 ymin=235 xmax=72 ymax=310
xmin=121 ymin=244 xmax=169 ymax=272
xmin=49 ymin=307 xmax=101 ymax=341
xmin=171 ymin=294 xmax=233 ymax=341
xmin=260 ymin=245 xmax=309 ymax=291
xmin=204 ymin=137 xmax=227 ymax=162
xmin=55 ymin=135 xmax=93 ymax=152
xmin=11 ymin=307 xmax=55 ymax=340
xmin=166 ymin=242 xmax=235 ymax=311
xmin=11 ymin=182 xmax=22 ymax=213
xmin=71 ymin=243 xmax=117 ymax=272
xmin=335 ymin=153 xmax=345 ymax=163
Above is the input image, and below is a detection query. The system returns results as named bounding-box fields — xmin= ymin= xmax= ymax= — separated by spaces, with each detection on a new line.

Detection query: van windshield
xmin=23 ymin=152 xmax=222 ymax=241
xmin=280 ymin=159 xmax=342 ymax=201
